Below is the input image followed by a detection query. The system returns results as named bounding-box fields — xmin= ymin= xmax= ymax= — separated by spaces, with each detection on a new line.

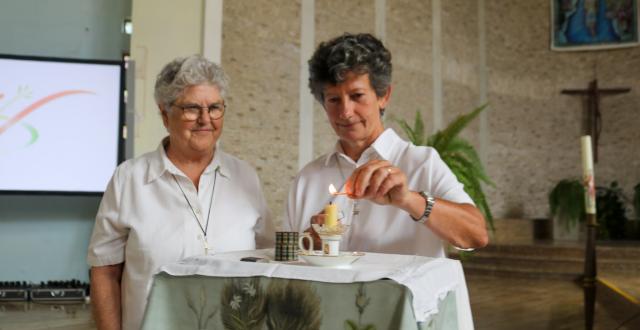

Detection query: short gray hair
xmin=154 ymin=55 xmax=229 ymax=109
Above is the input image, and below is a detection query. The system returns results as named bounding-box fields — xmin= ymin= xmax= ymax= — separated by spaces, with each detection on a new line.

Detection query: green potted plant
xmin=549 ymin=179 xmax=640 ymax=240
xmin=595 ymin=181 xmax=628 ymax=240
xmin=630 ymin=183 xmax=640 ymax=238
xmin=634 ymin=183 xmax=640 ymax=219
xmin=548 ymin=178 xmax=586 ymax=240
xmin=394 ymin=104 xmax=494 ymax=230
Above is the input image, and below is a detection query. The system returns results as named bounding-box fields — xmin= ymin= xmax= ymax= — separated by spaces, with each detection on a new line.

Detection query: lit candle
xmin=324 ymin=202 xmax=338 ymax=228
xmin=328 ymin=183 xmax=348 ymax=196
xmin=581 ymin=136 xmax=596 ymax=215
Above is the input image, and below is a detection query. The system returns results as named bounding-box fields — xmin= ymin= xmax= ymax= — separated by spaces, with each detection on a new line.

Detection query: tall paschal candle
xmin=581 ymin=135 xmax=596 ymax=215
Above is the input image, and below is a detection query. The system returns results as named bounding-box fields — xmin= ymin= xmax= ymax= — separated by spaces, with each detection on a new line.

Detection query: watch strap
xmin=411 ymin=191 xmax=435 ymax=224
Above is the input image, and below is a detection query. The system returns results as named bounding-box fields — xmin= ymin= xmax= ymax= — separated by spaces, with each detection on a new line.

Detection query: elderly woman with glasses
xmin=87 ymin=55 xmax=273 ymax=330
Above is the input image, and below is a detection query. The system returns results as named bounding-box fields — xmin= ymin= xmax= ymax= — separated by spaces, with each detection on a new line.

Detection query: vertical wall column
xmin=298 ymin=0 xmax=315 ymax=170
xmin=203 ymin=0 xmax=223 ymax=64
xmin=431 ymin=0 xmax=443 ymax=132
xmin=375 ymin=0 xmax=386 ymax=42
xmin=477 ymin=0 xmax=489 ymax=165
xmin=375 ymin=0 xmax=387 ymax=125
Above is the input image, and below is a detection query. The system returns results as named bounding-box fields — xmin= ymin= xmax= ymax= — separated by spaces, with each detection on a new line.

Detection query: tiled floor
xmin=467 ymin=274 xmax=637 ymax=330
xmin=1 ymin=274 xmax=637 ymax=329
xmin=0 ymin=301 xmax=96 ymax=330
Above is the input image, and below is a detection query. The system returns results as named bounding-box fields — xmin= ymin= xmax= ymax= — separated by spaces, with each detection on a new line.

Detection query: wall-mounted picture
xmin=551 ymin=0 xmax=639 ymax=51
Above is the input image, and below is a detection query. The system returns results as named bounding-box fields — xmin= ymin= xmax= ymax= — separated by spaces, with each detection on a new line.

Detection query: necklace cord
xmin=173 ymin=166 xmax=220 ymax=238
xmin=335 ymin=154 xmax=360 ymax=219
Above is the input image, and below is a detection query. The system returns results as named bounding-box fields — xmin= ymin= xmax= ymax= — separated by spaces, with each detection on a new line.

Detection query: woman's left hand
xmin=345 ymin=159 xmax=410 ymax=207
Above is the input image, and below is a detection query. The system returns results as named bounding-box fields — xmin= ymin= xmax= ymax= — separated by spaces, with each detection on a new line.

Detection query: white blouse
xmin=87 ymin=140 xmax=273 ymax=330
xmin=284 ymin=128 xmax=473 ymax=258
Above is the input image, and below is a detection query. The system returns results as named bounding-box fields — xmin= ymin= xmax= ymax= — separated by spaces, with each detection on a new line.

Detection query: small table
xmin=142 ymin=249 xmax=473 ymax=330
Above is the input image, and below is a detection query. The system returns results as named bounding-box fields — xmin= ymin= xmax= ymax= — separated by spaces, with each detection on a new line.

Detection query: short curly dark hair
xmin=308 ymin=33 xmax=392 ymax=104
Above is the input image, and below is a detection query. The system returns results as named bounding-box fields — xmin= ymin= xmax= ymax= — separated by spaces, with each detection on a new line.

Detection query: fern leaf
xmin=549 ymin=179 xmax=585 ymax=229
xmin=344 ymin=320 xmax=358 ymax=330
xmin=427 ymin=131 xmax=444 ymax=150
xmin=446 ymin=139 xmax=482 ymax=168
xmin=433 ymin=103 xmax=488 ymax=151
xmin=446 ymin=155 xmax=494 ymax=229
xmin=395 ymin=104 xmax=494 ymax=230
xmin=444 ymin=150 xmax=493 ymax=186
xmin=396 ymin=119 xmax=417 ymax=145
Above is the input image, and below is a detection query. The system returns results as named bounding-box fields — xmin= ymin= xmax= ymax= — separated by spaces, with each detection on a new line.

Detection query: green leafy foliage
xmin=634 ymin=183 xmax=640 ymax=220
xmin=344 ymin=320 xmax=376 ymax=330
xmin=550 ymin=179 xmax=639 ymax=240
xmin=394 ymin=104 xmax=494 ymax=230
xmin=186 ymin=286 xmax=218 ymax=330
xmin=220 ymin=278 xmax=267 ymax=330
xmin=344 ymin=283 xmax=376 ymax=330
xmin=549 ymin=179 xmax=586 ymax=230
xmin=265 ymin=279 xmax=322 ymax=330
xmin=596 ymin=181 xmax=628 ymax=239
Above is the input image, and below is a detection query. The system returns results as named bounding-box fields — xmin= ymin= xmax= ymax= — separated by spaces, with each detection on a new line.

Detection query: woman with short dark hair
xmin=284 ymin=33 xmax=488 ymax=257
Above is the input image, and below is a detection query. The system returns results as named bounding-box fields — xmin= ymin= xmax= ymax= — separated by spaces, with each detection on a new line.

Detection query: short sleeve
xmin=426 ymin=149 xmax=475 ymax=205
xmin=254 ymin=188 xmax=275 ymax=249
xmin=86 ymin=166 xmax=129 ymax=266
xmin=251 ymin=170 xmax=275 ymax=249
xmin=282 ymin=175 xmax=302 ymax=232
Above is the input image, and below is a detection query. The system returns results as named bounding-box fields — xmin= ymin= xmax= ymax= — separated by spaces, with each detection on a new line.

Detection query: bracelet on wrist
xmin=411 ymin=191 xmax=435 ymax=224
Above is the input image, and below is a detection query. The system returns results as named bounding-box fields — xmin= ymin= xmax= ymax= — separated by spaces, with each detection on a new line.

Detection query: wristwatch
xmin=411 ymin=191 xmax=435 ymax=224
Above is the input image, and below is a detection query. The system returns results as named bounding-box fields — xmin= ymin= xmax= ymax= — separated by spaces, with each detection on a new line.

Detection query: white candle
xmin=580 ymin=136 xmax=596 ymax=215
xmin=324 ymin=202 xmax=338 ymax=228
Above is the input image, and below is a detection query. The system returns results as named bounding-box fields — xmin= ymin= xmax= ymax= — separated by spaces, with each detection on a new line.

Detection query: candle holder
xmin=311 ymin=222 xmax=348 ymax=237
xmin=309 ymin=223 xmax=349 ymax=256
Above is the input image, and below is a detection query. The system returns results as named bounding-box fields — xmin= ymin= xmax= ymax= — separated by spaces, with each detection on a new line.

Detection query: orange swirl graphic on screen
xmin=0 ymin=90 xmax=93 ymax=136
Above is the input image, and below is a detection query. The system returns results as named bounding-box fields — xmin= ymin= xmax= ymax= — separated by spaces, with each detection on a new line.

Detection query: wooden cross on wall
xmin=561 ymin=79 xmax=630 ymax=163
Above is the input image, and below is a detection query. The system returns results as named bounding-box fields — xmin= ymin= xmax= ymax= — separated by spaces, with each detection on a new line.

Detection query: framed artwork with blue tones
xmin=551 ymin=0 xmax=639 ymax=51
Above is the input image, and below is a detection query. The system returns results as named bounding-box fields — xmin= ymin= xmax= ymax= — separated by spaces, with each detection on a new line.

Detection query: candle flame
xmin=328 ymin=184 xmax=337 ymax=194
xmin=328 ymin=184 xmax=349 ymax=196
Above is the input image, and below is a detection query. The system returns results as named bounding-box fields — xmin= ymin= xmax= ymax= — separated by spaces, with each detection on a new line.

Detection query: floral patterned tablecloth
xmin=142 ymin=275 xmax=458 ymax=330
xmin=141 ymin=249 xmax=471 ymax=330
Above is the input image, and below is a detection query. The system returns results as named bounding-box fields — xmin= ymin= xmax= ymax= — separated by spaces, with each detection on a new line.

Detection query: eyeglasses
xmin=172 ymin=102 xmax=226 ymax=121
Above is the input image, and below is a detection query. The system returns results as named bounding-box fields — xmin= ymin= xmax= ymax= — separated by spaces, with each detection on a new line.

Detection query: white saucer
xmin=298 ymin=252 xmax=365 ymax=268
